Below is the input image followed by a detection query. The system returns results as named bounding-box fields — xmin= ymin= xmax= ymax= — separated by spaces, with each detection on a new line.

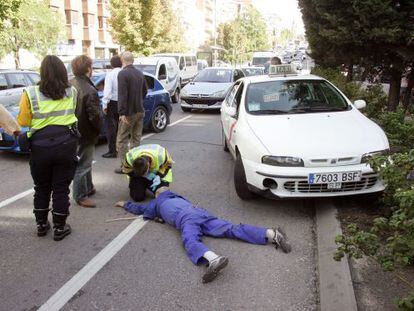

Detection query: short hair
xmin=132 ymin=156 xmax=150 ymax=176
xmin=270 ymin=57 xmax=282 ymax=65
xmin=71 ymin=55 xmax=92 ymax=77
xmin=110 ymin=55 xmax=122 ymax=68
xmin=121 ymin=51 xmax=134 ymax=65
xmin=39 ymin=55 xmax=70 ymax=100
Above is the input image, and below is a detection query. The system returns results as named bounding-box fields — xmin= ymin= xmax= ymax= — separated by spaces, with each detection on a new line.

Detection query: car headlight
xmin=262 ymin=156 xmax=304 ymax=167
xmin=361 ymin=149 xmax=389 ymax=163
xmin=211 ymin=89 xmax=227 ymax=98
xmin=181 ymin=88 xmax=189 ymax=97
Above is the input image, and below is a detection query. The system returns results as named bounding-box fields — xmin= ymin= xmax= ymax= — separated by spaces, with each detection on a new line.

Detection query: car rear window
xmin=185 ymin=56 xmax=192 ymax=67
xmin=7 ymin=73 xmax=29 ymax=88
xmin=27 ymin=73 xmax=40 ymax=85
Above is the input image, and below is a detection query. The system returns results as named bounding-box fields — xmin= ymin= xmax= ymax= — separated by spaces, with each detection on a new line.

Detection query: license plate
xmin=193 ymin=104 xmax=208 ymax=108
xmin=327 ymin=182 xmax=342 ymax=189
xmin=308 ymin=171 xmax=361 ymax=184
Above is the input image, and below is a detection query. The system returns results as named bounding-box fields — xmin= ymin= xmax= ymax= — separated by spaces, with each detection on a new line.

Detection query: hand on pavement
xmin=114 ymin=201 xmax=125 ymax=208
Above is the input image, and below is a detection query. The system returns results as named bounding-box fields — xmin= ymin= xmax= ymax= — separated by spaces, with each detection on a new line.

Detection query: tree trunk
xmin=346 ymin=63 xmax=354 ymax=82
xmin=403 ymin=69 xmax=414 ymax=113
xmin=13 ymin=49 xmax=20 ymax=69
xmin=387 ymin=69 xmax=402 ymax=111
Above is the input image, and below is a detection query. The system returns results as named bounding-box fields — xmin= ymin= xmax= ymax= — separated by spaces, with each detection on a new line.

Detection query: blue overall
xmin=123 ymin=190 xmax=268 ymax=265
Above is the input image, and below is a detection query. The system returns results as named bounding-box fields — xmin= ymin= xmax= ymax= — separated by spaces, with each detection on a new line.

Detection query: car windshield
xmin=252 ymin=57 xmax=271 ymax=66
xmin=134 ymin=65 xmax=156 ymax=75
xmin=246 ymin=80 xmax=349 ymax=115
xmin=162 ymin=55 xmax=179 ymax=63
xmin=193 ymin=69 xmax=232 ymax=83
xmin=242 ymin=68 xmax=264 ymax=76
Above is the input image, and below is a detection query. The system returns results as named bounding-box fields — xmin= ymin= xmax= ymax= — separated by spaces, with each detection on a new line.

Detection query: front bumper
xmin=181 ymin=97 xmax=224 ymax=110
xmin=242 ymin=157 xmax=385 ymax=198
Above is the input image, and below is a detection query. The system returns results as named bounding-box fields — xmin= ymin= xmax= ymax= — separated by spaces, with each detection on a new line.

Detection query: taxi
xmin=221 ymin=64 xmax=389 ymax=199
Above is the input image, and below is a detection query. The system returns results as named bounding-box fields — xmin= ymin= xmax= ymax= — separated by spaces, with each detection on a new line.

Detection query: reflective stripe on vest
xmin=26 ymin=86 xmax=77 ymax=136
xmin=126 ymin=144 xmax=165 ymax=169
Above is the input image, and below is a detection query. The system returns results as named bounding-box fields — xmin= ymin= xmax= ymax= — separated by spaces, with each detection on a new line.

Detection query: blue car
xmin=0 ymin=73 xmax=172 ymax=153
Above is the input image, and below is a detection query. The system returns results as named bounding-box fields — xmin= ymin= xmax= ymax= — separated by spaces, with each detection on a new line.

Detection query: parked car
xmin=197 ymin=59 xmax=208 ymax=71
xmin=240 ymin=67 xmax=264 ymax=77
xmin=251 ymin=51 xmax=277 ymax=67
xmin=92 ymin=72 xmax=172 ymax=133
xmin=221 ymin=64 xmax=389 ymax=200
xmin=134 ymin=57 xmax=181 ymax=104
xmin=153 ymin=53 xmax=198 ymax=86
xmin=180 ymin=67 xmax=245 ymax=112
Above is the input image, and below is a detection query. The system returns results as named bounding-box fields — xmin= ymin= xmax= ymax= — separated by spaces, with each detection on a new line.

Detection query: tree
xmin=0 ymin=0 xmax=22 ymax=27
xmin=0 ymin=0 xmax=65 ymax=68
xmin=109 ymin=0 xmax=187 ymax=56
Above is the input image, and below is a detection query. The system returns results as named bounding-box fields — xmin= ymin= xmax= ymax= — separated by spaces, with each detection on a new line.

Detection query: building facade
xmin=49 ymin=0 xmax=119 ymax=61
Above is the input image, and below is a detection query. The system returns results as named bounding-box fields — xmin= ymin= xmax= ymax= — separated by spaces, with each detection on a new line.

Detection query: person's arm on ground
xmin=115 ymin=200 xmax=157 ymax=220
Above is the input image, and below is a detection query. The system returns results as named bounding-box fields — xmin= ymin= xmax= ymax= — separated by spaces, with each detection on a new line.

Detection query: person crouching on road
xmin=17 ymin=55 xmax=78 ymax=241
xmin=115 ymin=187 xmax=292 ymax=283
xmin=71 ymin=55 xmax=103 ymax=208
xmin=121 ymin=144 xmax=173 ymax=201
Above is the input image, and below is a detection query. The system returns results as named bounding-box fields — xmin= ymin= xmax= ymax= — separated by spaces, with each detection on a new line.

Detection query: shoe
xmin=114 ymin=168 xmax=124 ymax=174
xmin=37 ymin=221 xmax=51 ymax=237
xmin=77 ymin=198 xmax=96 ymax=208
xmin=54 ymin=224 xmax=71 ymax=241
xmin=88 ymin=186 xmax=96 ymax=196
xmin=102 ymin=152 xmax=117 ymax=158
xmin=202 ymin=256 xmax=229 ymax=283
xmin=272 ymin=227 xmax=292 ymax=253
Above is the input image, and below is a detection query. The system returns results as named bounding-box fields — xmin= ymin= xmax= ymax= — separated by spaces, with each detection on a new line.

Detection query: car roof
xmin=0 ymin=69 xmax=38 ymax=74
xmin=205 ymin=67 xmax=233 ymax=70
xmin=242 ymin=74 xmax=325 ymax=84
xmin=154 ymin=53 xmax=195 ymax=57
xmin=241 ymin=67 xmax=264 ymax=70
xmin=134 ymin=57 xmax=177 ymax=65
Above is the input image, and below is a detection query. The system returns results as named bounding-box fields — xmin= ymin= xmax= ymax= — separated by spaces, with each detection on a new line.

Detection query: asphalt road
xmin=0 ymin=105 xmax=318 ymax=311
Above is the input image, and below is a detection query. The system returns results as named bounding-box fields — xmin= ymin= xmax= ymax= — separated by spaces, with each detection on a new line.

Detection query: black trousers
xmin=30 ymin=137 xmax=78 ymax=223
xmin=129 ymin=175 xmax=169 ymax=202
xmin=105 ymin=100 xmax=119 ymax=154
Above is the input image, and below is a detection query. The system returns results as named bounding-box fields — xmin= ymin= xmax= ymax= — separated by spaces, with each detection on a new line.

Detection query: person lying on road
xmin=115 ymin=187 xmax=291 ymax=283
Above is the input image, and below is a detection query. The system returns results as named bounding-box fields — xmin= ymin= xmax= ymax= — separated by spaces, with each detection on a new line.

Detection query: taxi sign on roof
xmin=269 ymin=64 xmax=297 ymax=76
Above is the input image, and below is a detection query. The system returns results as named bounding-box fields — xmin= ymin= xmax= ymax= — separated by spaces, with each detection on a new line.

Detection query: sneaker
xmin=37 ymin=221 xmax=51 ymax=237
xmin=54 ymin=224 xmax=71 ymax=241
xmin=272 ymin=227 xmax=292 ymax=253
xmin=202 ymin=256 xmax=229 ymax=283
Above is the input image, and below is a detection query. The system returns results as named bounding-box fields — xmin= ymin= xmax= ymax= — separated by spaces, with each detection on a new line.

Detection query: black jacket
xmin=71 ymin=75 xmax=103 ymax=144
xmin=118 ymin=65 xmax=148 ymax=116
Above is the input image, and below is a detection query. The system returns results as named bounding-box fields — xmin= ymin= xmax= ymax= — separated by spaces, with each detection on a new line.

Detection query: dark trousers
xmin=30 ymin=137 xmax=78 ymax=225
xmin=129 ymin=175 xmax=169 ymax=202
xmin=105 ymin=100 xmax=119 ymax=154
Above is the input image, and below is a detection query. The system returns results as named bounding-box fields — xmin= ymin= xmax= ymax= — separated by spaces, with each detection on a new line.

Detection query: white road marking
xmin=38 ymin=217 xmax=147 ymax=311
xmin=0 ymin=114 xmax=193 ymax=210
xmin=0 ymin=188 xmax=34 ymax=209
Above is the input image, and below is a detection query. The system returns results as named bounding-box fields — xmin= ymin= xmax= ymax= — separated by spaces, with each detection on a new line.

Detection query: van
xmin=153 ymin=53 xmax=198 ymax=86
xmin=134 ymin=57 xmax=181 ymax=103
xmin=251 ymin=51 xmax=277 ymax=67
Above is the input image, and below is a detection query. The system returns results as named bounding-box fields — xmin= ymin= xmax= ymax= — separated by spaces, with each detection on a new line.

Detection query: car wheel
xmin=150 ymin=106 xmax=169 ymax=133
xmin=234 ymin=153 xmax=255 ymax=200
xmin=172 ymin=88 xmax=180 ymax=104
xmin=222 ymin=128 xmax=229 ymax=152
xmin=181 ymin=106 xmax=191 ymax=112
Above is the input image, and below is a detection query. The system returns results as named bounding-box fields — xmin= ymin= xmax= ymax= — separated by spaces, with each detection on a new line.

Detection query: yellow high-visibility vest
xmin=26 ymin=86 xmax=77 ymax=137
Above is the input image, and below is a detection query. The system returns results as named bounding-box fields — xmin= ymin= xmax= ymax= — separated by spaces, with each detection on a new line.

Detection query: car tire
xmin=222 ymin=128 xmax=229 ymax=152
xmin=172 ymin=88 xmax=180 ymax=104
xmin=234 ymin=153 xmax=255 ymax=200
xmin=150 ymin=106 xmax=169 ymax=133
xmin=181 ymin=106 xmax=191 ymax=112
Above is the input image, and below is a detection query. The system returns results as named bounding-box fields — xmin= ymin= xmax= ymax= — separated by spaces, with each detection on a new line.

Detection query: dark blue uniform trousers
xmin=179 ymin=211 xmax=267 ymax=265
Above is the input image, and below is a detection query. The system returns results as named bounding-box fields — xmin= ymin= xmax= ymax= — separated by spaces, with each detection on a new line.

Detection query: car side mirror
xmin=354 ymin=99 xmax=366 ymax=110
xmin=159 ymin=74 xmax=167 ymax=81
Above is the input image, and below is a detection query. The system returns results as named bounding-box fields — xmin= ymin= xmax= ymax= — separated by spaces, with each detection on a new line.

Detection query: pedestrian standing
xmin=17 ymin=55 xmax=78 ymax=241
xmin=115 ymin=51 xmax=148 ymax=174
xmin=102 ymin=55 xmax=122 ymax=158
xmin=71 ymin=55 xmax=103 ymax=208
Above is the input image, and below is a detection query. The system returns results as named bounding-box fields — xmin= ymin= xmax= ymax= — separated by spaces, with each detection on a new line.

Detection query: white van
xmin=251 ymin=51 xmax=277 ymax=67
xmin=134 ymin=57 xmax=181 ymax=103
xmin=153 ymin=53 xmax=198 ymax=86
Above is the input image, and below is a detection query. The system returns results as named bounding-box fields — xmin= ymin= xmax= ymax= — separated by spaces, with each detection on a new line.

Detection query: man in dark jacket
xmin=71 ymin=55 xmax=103 ymax=208
xmin=115 ymin=51 xmax=148 ymax=174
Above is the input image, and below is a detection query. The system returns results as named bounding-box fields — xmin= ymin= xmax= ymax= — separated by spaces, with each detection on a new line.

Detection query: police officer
xmin=17 ymin=55 xmax=78 ymax=241
xmin=121 ymin=144 xmax=173 ymax=201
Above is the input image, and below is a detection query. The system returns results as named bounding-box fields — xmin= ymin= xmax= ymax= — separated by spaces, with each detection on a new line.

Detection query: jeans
xmin=116 ymin=112 xmax=144 ymax=165
xmin=72 ymin=143 xmax=95 ymax=201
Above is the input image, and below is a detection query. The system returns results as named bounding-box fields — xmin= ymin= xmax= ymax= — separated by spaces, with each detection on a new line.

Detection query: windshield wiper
xmin=290 ymin=106 xmax=347 ymax=113
xmin=251 ymin=109 xmax=290 ymax=115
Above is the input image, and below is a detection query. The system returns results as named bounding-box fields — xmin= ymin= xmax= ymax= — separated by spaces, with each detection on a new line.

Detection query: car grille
xmin=283 ymin=173 xmax=378 ymax=193
xmin=182 ymin=98 xmax=221 ymax=106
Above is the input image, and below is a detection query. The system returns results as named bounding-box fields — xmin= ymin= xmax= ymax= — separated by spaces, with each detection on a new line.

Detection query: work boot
xmin=37 ymin=221 xmax=51 ymax=237
xmin=272 ymin=227 xmax=292 ymax=253
xmin=102 ymin=152 xmax=117 ymax=158
xmin=202 ymin=256 xmax=229 ymax=283
xmin=114 ymin=167 xmax=124 ymax=174
xmin=54 ymin=224 xmax=71 ymax=241
xmin=77 ymin=197 xmax=96 ymax=208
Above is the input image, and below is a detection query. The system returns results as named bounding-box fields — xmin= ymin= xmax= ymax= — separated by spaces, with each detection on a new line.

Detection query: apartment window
xmin=95 ymin=48 xmax=105 ymax=59
xmin=98 ymin=17 xmax=103 ymax=29
xmin=72 ymin=11 xmax=78 ymax=24
xmin=68 ymin=39 xmax=75 ymax=45
xmin=83 ymin=13 xmax=88 ymax=27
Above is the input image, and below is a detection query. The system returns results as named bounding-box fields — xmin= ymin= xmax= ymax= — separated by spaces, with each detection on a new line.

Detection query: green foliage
xmin=0 ymin=0 xmax=22 ymax=28
xmin=397 ymin=293 xmax=414 ymax=310
xmin=0 ymin=0 xmax=65 ymax=67
xmin=108 ymin=0 xmax=186 ymax=56
xmin=360 ymin=84 xmax=388 ymax=120
xmin=217 ymin=5 xmax=269 ymax=64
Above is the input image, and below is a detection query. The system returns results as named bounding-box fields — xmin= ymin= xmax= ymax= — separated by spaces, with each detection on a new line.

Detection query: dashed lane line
xmin=0 ymin=114 xmax=193 ymax=210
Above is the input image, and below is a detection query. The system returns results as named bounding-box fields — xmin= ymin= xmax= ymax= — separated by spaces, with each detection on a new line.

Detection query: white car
xmin=221 ymin=65 xmax=389 ymax=199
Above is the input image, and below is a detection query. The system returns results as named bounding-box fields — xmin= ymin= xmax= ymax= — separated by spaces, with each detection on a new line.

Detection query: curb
xmin=315 ymin=199 xmax=358 ymax=311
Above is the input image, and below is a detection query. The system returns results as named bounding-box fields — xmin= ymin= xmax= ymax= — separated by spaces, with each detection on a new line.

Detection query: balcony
xmin=66 ymin=24 xmax=82 ymax=40
xmin=97 ymin=3 xmax=109 ymax=17
xmin=98 ymin=29 xmax=106 ymax=42
xmin=83 ymin=27 xmax=95 ymax=41
xmin=82 ymin=0 xmax=96 ymax=14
